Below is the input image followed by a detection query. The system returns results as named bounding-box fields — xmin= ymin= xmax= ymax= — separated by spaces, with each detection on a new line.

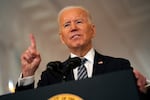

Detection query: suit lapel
xmin=93 ymin=51 xmax=106 ymax=76
xmin=63 ymin=57 xmax=75 ymax=81
xmin=65 ymin=70 xmax=74 ymax=81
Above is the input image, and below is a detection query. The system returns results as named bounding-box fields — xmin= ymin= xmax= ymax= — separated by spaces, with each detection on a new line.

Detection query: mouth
xmin=70 ymin=33 xmax=81 ymax=40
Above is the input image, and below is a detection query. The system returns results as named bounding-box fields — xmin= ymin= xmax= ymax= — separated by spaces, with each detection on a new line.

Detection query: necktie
xmin=77 ymin=58 xmax=88 ymax=80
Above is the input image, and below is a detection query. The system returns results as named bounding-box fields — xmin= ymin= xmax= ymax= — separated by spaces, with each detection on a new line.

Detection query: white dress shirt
xmin=71 ymin=48 xmax=95 ymax=80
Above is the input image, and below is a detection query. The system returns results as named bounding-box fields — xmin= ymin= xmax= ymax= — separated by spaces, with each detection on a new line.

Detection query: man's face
xmin=59 ymin=8 xmax=95 ymax=50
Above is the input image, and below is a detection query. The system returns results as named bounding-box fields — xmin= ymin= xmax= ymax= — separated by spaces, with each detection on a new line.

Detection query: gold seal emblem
xmin=48 ymin=93 xmax=83 ymax=100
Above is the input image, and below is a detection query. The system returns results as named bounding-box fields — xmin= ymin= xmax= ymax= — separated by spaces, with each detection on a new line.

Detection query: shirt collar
xmin=70 ymin=48 xmax=95 ymax=63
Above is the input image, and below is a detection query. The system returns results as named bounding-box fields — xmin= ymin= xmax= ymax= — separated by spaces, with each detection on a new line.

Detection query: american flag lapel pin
xmin=98 ymin=61 xmax=103 ymax=64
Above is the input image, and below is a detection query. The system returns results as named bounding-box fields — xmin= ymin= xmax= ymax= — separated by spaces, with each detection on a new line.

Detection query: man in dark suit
xmin=15 ymin=6 xmax=149 ymax=99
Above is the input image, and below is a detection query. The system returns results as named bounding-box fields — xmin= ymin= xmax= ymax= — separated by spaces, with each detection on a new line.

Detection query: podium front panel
xmin=0 ymin=70 xmax=140 ymax=100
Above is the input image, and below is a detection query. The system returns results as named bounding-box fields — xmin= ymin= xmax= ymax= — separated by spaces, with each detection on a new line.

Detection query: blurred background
xmin=0 ymin=0 xmax=150 ymax=95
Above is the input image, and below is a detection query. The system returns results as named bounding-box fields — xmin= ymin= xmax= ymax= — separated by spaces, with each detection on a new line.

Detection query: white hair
xmin=57 ymin=6 xmax=92 ymax=24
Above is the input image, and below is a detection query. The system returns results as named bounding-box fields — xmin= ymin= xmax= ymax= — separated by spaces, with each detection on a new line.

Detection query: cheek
xmin=84 ymin=31 xmax=95 ymax=41
xmin=87 ymin=26 xmax=95 ymax=38
xmin=60 ymin=34 xmax=64 ymax=44
xmin=61 ymin=33 xmax=70 ymax=45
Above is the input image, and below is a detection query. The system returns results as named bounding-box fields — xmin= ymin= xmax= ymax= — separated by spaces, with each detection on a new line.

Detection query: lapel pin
xmin=98 ymin=61 xmax=103 ymax=64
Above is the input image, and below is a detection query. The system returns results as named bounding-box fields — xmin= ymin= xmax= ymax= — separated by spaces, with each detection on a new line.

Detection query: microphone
xmin=46 ymin=57 xmax=81 ymax=81
xmin=62 ymin=57 xmax=81 ymax=76
xmin=47 ymin=61 xmax=63 ymax=77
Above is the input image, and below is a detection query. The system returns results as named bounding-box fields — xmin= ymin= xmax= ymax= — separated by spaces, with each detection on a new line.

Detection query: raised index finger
xmin=29 ymin=34 xmax=36 ymax=49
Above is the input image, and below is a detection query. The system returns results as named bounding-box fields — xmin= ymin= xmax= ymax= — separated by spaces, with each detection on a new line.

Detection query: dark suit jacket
xmin=16 ymin=51 xmax=132 ymax=90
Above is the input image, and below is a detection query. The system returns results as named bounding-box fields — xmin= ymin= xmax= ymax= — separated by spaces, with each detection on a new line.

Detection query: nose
xmin=70 ymin=22 xmax=78 ymax=32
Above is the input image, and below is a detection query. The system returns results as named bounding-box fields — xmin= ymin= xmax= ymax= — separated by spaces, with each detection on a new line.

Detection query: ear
xmin=59 ymin=32 xmax=65 ymax=44
xmin=91 ymin=24 xmax=96 ymax=38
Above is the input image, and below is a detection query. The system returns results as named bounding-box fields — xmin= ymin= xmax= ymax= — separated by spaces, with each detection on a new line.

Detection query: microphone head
xmin=46 ymin=57 xmax=81 ymax=79
xmin=67 ymin=57 xmax=81 ymax=69
xmin=63 ymin=57 xmax=81 ymax=73
xmin=61 ymin=57 xmax=81 ymax=77
xmin=47 ymin=61 xmax=63 ymax=73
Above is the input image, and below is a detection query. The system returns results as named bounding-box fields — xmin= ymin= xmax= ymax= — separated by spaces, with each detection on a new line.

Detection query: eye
xmin=76 ymin=20 xmax=82 ymax=24
xmin=64 ymin=22 xmax=70 ymax=28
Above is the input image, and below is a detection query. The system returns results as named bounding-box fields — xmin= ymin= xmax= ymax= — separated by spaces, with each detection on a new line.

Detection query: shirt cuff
xmin=17 ymin=73 xmax=34 ymax=86
xmin=146 ymin=79 xmax=150 ymax=88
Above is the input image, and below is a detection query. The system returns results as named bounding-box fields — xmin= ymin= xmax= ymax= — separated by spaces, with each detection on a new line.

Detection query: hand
xmin=21 ymin=34 xmax=41 ymax=77
xmin=133 ymin=69 xmax=147 ymax=93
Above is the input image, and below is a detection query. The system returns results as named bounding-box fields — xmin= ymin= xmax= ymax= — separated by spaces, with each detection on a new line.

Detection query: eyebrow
xmin=64 ymin=18 xmax=84 ymax=23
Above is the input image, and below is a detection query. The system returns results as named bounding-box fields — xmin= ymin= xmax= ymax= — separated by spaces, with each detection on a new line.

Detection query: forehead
xmin=60 ymin=8 xmax=88 ymax=22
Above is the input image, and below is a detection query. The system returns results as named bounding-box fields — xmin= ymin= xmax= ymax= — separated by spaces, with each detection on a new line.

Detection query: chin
xmin=72 ymin=45 xmax=84 ymax=50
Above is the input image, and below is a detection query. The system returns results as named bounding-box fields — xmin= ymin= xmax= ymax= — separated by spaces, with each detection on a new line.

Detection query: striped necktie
xmin=77 ymin=58 xmax=88 ymax=80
